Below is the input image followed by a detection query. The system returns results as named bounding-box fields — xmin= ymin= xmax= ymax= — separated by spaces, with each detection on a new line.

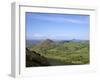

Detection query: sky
xmin=26 ymin=12 xmax=89 ymax=40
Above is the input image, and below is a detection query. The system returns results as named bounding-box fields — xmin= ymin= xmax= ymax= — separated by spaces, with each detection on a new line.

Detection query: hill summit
xmin=37 ymin=39 xmax=54 ymax=48
xmin=30 ymin=39 xmax=54 ymax=52
xmin=41 ymin=39 xmax=53 ymax=44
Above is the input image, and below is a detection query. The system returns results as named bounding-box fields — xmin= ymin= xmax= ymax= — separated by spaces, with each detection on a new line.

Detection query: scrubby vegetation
xmin=26 ymin=39 xmax=89 ymax=67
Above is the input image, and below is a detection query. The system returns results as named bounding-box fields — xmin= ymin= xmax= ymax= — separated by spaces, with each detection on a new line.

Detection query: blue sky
xmin=26 ymin=12 xmax=89 ymax=40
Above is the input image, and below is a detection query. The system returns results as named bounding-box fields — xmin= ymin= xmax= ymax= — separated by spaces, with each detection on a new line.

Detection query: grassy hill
xmin=26 ymin=39 xmax=89 ymax=67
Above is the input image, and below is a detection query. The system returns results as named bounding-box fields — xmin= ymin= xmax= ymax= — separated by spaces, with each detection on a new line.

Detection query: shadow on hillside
xmin=26 ymin=48 xmax=50 ymax=67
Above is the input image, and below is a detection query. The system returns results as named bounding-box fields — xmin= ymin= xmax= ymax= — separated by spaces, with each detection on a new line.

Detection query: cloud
xmin=33 ymin=33 xmax=66 ymax=37
xmin=32 ymin=33 xmax=50 ymax=39
xmin=65 ymin=18 xmax=86 ymax=24
xmin=33 ymin=33 xmax=45 ymax=37
xmin=29 ymin=13 xmax=88 ymax=24
xmin=32 ymin=33 xmax=71 ymax=40
xmin=45 ymin=16 xmax=86 ymax=24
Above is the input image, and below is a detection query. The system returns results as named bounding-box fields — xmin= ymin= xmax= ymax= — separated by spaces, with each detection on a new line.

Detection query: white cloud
xmin=65 ymin=18 xmax=86 ymax=24
xmin=32 ymin=33 xmax=70 ymax=39
xmin=33 ymin=33 xmax=45 ymax=37
xmin=30 ymin=14 xmax=88 ymax=24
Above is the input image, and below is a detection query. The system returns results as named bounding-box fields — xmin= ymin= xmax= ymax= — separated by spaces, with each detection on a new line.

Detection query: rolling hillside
xmin=26 ymin=39 xmax=89 ymax=67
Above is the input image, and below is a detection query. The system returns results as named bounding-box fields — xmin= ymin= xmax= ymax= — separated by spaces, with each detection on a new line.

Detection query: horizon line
xmin=26 ymin=39 xmax=89 ymax=40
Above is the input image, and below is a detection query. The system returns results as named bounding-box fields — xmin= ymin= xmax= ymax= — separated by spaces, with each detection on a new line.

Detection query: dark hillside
xmin=26 ymin=48 xmax=50 ymax=67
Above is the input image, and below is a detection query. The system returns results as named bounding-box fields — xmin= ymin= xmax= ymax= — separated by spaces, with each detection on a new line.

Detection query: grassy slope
xmin=27 ymin=40 xmax=89 ymax=66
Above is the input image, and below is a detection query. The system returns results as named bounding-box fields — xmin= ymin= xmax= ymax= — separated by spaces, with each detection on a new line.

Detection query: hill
xmin=26 ymin=39 xmax=89 ymax=67
xmin=30 ymin=39 xmax=54 ymax=53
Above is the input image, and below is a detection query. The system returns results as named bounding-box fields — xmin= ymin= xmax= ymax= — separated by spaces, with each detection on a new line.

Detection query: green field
xmin=26 ymin=39 xmax=89 ymax=67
